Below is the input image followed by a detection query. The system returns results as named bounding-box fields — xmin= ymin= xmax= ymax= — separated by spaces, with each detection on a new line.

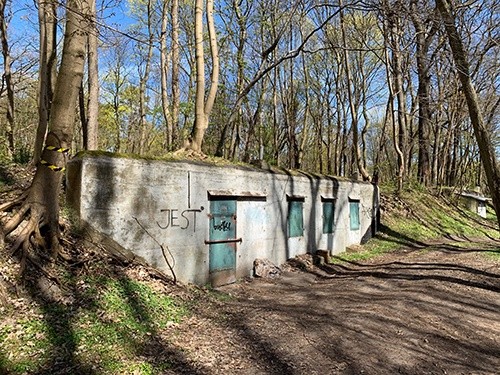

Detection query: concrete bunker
xmin=67 ymin=154 xmax=379 ymax=286
xmin=458 ymin=192 xmax=491 ymax=219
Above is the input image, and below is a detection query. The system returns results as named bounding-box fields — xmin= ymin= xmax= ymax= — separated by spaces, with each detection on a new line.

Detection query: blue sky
xmin=10 ymin=2 xmax=38 ymax=40
xmin=8 ymin=1 xmax=135 ymax=47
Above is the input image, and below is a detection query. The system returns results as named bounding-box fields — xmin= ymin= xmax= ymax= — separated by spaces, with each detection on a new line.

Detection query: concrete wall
xmin=67 ymin=154 xmax=379 ymax=285
xmin=458 ymin=193 xmax=490 ymax=219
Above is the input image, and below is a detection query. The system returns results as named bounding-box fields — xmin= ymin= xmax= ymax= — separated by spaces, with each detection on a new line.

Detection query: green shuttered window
xmin=322 ymin=200 xmax=335 ymax=234
xmin=288 ymin=200 xmax=304 ymax=237
xmin=349 ymin=200 xmax=360 ymax=230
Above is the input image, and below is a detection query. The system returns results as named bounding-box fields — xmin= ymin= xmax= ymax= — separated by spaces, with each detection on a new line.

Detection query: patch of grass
xmin=485 ymin=205 xmax=498 ymax=222
xmin=483 ymin=246 xmax=500 ymax=260
xmin=0 ymin=315 xmax=53 ymax=373
xmin=331 ymin=188 xmax=498 ymax=263
xmin=199 ymin=283 xmax=233 ymax=302
xmin=0 ymin=274 xmax=188 ymax=374
xmin=98 ymin=277 xmax=185 ymax=330
xmin=71 ymin=276 xmax=186 ymax=373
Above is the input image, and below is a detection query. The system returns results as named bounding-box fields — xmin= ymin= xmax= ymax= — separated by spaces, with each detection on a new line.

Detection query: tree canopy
xmin=0 ymin=0 xmax=499 ymax=200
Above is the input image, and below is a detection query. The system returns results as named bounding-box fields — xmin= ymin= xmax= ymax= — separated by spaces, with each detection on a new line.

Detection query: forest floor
xmin=1 ymin=162 xmax=500 ymax=374
xmin=2 ymin=235 xmax=499 ymax=374
xmin=165 ymin=239 xmax=500 ymax=375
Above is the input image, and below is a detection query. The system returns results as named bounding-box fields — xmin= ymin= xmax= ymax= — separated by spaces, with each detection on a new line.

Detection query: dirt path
xmin=166 ymin=239 xmax=500 ymax=375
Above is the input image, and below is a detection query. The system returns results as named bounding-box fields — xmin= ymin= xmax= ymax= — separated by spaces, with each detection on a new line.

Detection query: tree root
xmin=3 ymin=203 xmax=30 ymax=236
xmin=0 ymin=190 xmax=29 ymax=212
xmin=9 ymin=215 xmax=38 ymax=257
xmin=2 ymin=198 xmax=57 ymax=261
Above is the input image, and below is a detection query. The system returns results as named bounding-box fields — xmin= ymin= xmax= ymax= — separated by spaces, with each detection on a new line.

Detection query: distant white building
xmin=459 ymin=191 xmax=491 ymax=218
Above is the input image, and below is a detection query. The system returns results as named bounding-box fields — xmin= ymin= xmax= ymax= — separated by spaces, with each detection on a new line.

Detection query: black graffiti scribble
xmin=213 ymin=220 xmax=231 ymax=232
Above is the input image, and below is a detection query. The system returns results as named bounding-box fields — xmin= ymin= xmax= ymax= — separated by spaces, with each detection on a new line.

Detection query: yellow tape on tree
xmin=44 ymin=145 xmax=70 ymax=154
xmin=40 ymin=160 xmax=66 ymax=172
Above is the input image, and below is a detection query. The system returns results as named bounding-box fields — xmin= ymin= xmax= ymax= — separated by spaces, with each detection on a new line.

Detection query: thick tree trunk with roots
xmin=2 ymin=135 xmax=64 ymax=254
xmin=1 ymin=0 xmax=91 ymax=256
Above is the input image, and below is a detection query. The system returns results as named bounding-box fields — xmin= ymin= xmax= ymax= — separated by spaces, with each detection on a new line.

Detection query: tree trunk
xmin=138 ymin=0 xmax=154 ymax=155
xmin=160 ymin=0 xmax=173 ymax=150
xmin=190 ymin=0 xmax=207 ymax=152
xmin=32 ymin=0 xmax=57 ymax=165
xmin=0 ymin=0 xmax=14 ymax=158
xmin=436 ymin=0 xmax=500 ymax=228
xmin=203 ymin=0 xmax=219 ymax=135
xmin=1 ymin=0 xmax=91 ymax=254
xmin=384 ymin=9 xmax=405 ymax=191
xmin=411 ymin=0 xmax=437 ymax=186
xmin=171 ymin=0 xmax=180 ymax=148
xmin=188 ymin=0 xmax=219 ymax=153
xmin=228 ymin=0 xmax=248 ymax=161
xmin=415 ymin=42 xmax=432 ymax=186
xmin=79 ymin=84 xmax=87 ymax=146
xmin=85 ymin=0 xmax=99 ymax=150
xmin=299 ymin=53 xmax=310 ymax=170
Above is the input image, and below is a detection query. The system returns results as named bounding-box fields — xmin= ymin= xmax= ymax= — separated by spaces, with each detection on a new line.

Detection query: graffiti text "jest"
xmin=157 ymin=207 xmax=204 ymax=232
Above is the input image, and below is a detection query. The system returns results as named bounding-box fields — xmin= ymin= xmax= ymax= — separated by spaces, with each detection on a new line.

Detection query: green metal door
xmin=208 ymin=199 xmax=238 ymax=286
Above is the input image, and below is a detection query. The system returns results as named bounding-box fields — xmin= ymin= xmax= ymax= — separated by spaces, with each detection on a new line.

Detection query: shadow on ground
xmin=2 ymin=238 xmax=499 ymax=374
xmin=213 ymin=240 xmax=500 ymax=374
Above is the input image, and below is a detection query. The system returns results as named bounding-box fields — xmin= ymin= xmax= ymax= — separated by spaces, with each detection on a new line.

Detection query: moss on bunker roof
xmin=73 ymin=150 xmax=365 ymax=183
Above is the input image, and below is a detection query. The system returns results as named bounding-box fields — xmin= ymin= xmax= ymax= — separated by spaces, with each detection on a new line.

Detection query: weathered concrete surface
xmin=66 ymin=154 xmax=378 ymax=285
